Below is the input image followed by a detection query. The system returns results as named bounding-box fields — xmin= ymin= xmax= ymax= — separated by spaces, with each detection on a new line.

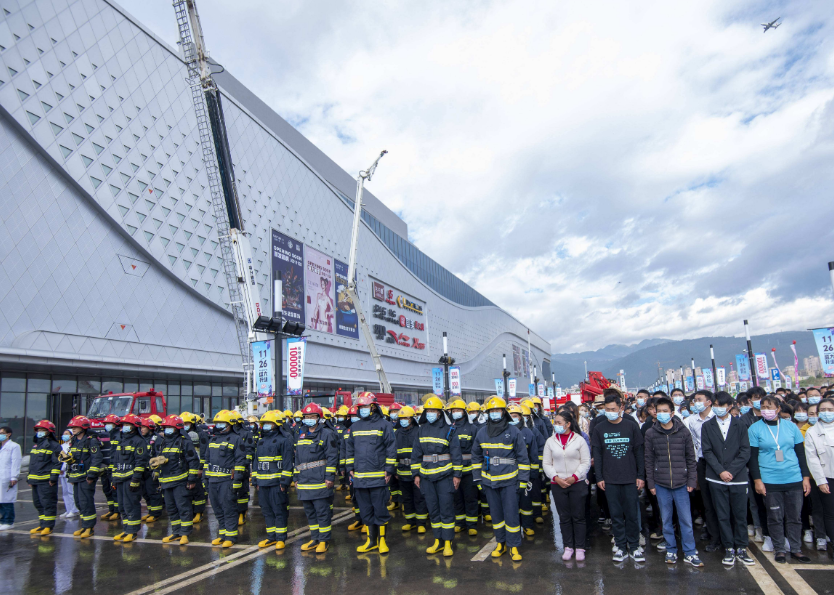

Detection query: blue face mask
xmin=62 ymin=434 xmax=72 ymax=442
xmin=809 ymin=396 xmax=822 ymax=405
xmin=425 ymin=412 xmax=438 ymax=424
xmin=711 ymin=407 xmax=727 ymax=418
xmin=794 ymin=413 xmax=808 ymax=423
xmin=262 ymin=423 xmax=273 ymax=431
xmin=553 ymin=424 xmax=566 ymax=434
xmin=740 ymin=406 xmax=751 ymax=415
xmin=121 ymin=425 xmax=133 ymax=433
xmin=672 ymin=396 xmax=684 ymax=405
xmin=164 ymin=428 xmax=175 ymax=435
xmin=509 ymin=417 xmax=520 ymax=425
xmin=303 ymin=418 xmax=317 ymax=427
xmin=37 ymin=431 xmax=47 ymax=438
xmin=801 ymin=397 xmax=807 ymax=403
xmin=351 ymin=416 xmax=360 ymax=423
xmin=752 ymin=400 xmax=761 ymax=410
xmin=637 ymin=399 xmax=646 ymax=408
xmin=809 ymin=416 xmax=819 ymax=425
xmin=819 ymin=411 xmax=834 ymax=424
xmin=489 ymin=411 xmax=503 ymax=422
xmin=451 ymin=411 xmax=463 ymax=420
xmin=681 ymin=410 xmax=691 ymax=419
xmin=399 ymin=419 xmax=410 ymax=428
xmin=105 ymin=424 xmax=114 ymax=432
xmin=337 ymin=417 xmax=345 ymax=423
xmin=656 ymin=412 xmax=672 ymax=424
xmin=390 ymin=413 xmax=399 ymax=421
xmin=0 ymin=434 xmax=7 ymax=442
xmin=692 ymin=402 xmax=706 ymax=414
xmin=604 ymin=411 xmax=619 ymax=421
xmin=359 ymin=408 xmax=371 ymax=419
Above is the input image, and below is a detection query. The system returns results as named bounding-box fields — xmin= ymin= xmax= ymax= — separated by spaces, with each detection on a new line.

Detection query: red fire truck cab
xmin=86 ymin=389 xmax=167 ymax=429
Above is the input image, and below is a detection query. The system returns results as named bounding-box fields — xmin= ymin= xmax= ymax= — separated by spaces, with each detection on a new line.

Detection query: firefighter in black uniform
xmin=205 ymin=410 xmax=247 ymax=547
xmin=27 ymin=420 xmax=62 ymax=535
xmin=295 ymin=403 xmax=339 ymax=553
xmin=65 ymin=415 xmax=103 ymax=538
xmin=152 ymin=414 xmax=201 ymax=545
xmin=347 ymin=393 xmax=397 ymax=553
xmin=395 ymin=406 xmax=428 ymax=533
xmin=447 ymin=398 xmax=480 ymax=536
xmin=387 ymin=403 xmax=403 ymax=510
xmin=111 ymin=414 xmax=150 ymax=543
xmin=471 ymin=396 xmax=530 ymax=562
xmin=139 ymin=416 xmax=164 ymax=523
xmin=343 ymin=406 xmax=363 ymax=530
xmin=99 ymin=413 xmax=122 ymax=521
xmin=180 ymin=412 xmax=207 ymax=522
xmin=510 ymin=402 xmax=541 ymax=536
xmin=253 ymin=410 xmax=294 ymax=550
xmin=230 ymin=410 xmax=254 ymax=525
xmin=467 ymin=401 xmax=490 ymax=522
xmin=333 ymin=406 xmax=349 ymax=491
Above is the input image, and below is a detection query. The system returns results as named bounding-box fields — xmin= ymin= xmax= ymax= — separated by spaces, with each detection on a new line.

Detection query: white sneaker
xmin=754 ymin=528 xmax=764 ymax=543
xmin=66 ymin=512 xmax=79 ymax=519
xmin=613 ymin=547 xmax=627 ymax=562
xmin=639 ymin=534 xmax=646 ymax=547
xmin=0 ymin=524 xmax=13 ymax=531
xmin=817 ymin=538 xmax=828 ymax=551
xmin=762 ymin=536 xmax=774 ymax=552
xmin=785 ymin=538 xmax=791 ymax=551
xmin=748 ymin=525 xmax=755 ymax=537
xmin=804 ymin=530 xmax=814 ymax=544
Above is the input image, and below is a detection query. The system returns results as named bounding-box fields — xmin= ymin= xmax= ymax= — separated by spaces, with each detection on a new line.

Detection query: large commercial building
xmin=0 ymin=0 xmax=551 ymax=451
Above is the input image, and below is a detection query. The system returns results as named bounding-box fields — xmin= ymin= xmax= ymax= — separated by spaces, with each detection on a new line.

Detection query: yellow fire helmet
xmin=521 ymin=398 xmax=536 ymax=410
xmin=294 ymin=410 xmax=303 ymax=419
xmin=446 ymin=398 xmax=466 ymax=411
xmin=531 ymin=396 xmax=542 ymax=406
xmin=507 ymin=402 xmax=523 ymax=415
xmin=520 ymin=404 xmax=532 ymax=416
xmin=213 ymin=410 xmax=234 ymax=424
xmin=260 ymin=410 xmax=284 ymax=424
xmin=466 ymin=401 xmax=481 ymax=413
xmin=336 ymin=405 xmax=349 ymax=416
xmin=415 ymin=405 xmax=424 ymax=414
xmin=148 ymin=414 xmax=163 ymax=425
xmin=381 ymin=405 xmax=390 ymax=417
xmin=421 ymin=393 xmax=441 ymax=405
xmin=322 ymin=407 xmax=332 ymax=419
xmin=484 ymin=395 xmax=507 ymax=411
xmin=283 ymin=409 xmax=293 ymax=418
xmin=399 ymin=406 xmax=416 ymax=418
xmin=423 ymin=395 xmax=445 ymax=410
xmin=247 ymin=415 xmax=259 ymax=423
xmin=180 ymin=411 xmax=197 ymax=424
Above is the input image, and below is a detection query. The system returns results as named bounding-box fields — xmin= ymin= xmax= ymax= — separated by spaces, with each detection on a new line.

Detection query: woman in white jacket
xmin=804 ymin=397 xmax=834 ymax=553
xmin=543 ymin=410 xmax=591 ymax=561
xmin=0 ymin=426 xmax=22 ymax=530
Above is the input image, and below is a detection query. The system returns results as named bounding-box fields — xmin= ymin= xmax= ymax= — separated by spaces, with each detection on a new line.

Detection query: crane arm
xmin=346 ymin=286 xmax=391 ymax=393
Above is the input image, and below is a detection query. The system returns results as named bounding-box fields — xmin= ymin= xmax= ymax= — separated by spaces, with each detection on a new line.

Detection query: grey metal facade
xmin=0 ymin=0 xmax=551 ymax=412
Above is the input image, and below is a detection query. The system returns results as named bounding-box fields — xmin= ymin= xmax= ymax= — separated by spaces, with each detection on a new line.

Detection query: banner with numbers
xmin=252 ymin=340 xmax=274 ymax=397
xmin=812 ymin=327 xmax=834 ymax=375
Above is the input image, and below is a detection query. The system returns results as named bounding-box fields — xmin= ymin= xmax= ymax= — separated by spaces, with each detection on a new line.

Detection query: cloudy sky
xmin=121 ymin=0 xmax=834 ymax=353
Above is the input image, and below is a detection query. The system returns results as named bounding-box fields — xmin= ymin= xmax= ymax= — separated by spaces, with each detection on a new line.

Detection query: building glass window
xmin=167 ymin=395 xmax=180 ymax=414
xmin=167 ymin=382 xmax=180 ymax=396
xmin=181 ymin=383 xmax=193 ymax=397
xmin=0 ymin=392 xmax=25 ymax=451
xmin=24 ymin=393 xmax=49 ymax=454
xmin=124 ymin=379 xmax=139 ymax=393
xmin=51 ymin=377 xmax=77 ymax=393
xmin=152 ymin=381 xmax=168 ymax=395
xmin=102 ymin=378 xmax=123 ymax=394
xmin=139 ymin=381 xmax=154 ymax=393
xmin=211 ymin=397 xmax=222 ymax=418
xmin=211 ymin=384 xmax=222 ymax=397
xmin=194 ymin=383 xmax=211 ymax=396
xmin=77 ymin=378 xmax=101 ymax=394
xmin=27 ymin=375 xmax=51 ymax=393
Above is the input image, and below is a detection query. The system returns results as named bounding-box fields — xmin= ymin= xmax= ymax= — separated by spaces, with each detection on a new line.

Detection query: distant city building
xmin=804 ymin=356 xmax=823 ymax=376
xmin=728 ymin=370 xmax=739 ymax=384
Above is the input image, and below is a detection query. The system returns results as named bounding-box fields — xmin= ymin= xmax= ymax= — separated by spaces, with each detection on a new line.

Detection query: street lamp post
xmin=503 ymin=354 xmax=510 ymax=399
xmin=710 ymin=344 xmax=718 ymax=393
xmin=745 ymin=320 xmax=758 ymax=387
xmin=441 ymin=332 xmax=450 ymax=400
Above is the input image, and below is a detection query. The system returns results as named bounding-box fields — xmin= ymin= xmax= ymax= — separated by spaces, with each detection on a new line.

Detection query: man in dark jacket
xmin=153 ymin=415 xmax=202 ymax=545
xmin=644 ymin=397 xmax=702 ymax=567
xmin=27 ymin=420 xmax=62 ymax=535
xmin=702 ymin=391 xmax=754 ymax=566
xmin=447 ymin=398 xmax=480 ymax=536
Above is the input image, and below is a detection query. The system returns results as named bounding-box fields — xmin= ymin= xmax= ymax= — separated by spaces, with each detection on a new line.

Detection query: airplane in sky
xmin=762 ymin=17 xmax=781 ymax=32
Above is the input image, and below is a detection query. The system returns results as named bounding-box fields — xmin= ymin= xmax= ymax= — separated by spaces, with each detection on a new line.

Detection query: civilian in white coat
xmin=0 ymin=426 xmax=22 ymax=529
xmin=58 ymin=430 xmax=80 ymax=519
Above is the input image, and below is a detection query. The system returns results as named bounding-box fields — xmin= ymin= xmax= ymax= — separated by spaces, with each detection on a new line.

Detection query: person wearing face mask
xmin=137 ymin=417 xmax=164 ymax=524
xmin=394 ymin=406 xmax=428 ymax=533
xmin=150 ymin=415 xmax=201 ymax=545
xmin=521 ymin=398 xmax=547 ymax=524
xmin=347 ymin=393 xmax=397 ymax=553
xmin=446 ymin=398 xmax=480 ymax=536
xmin=467 ymin=401 xmax=482 ymax=428
xmin=333 ymin=405 xmax=350 ymax=492
xmin=684 ymin=390 xmax=720 ymax=552
xmin=205 ymin=410 xmax=247 ymax=547
xmin=470 ymin=402 xmax=491 ymax=523
xmin=64 ymin=416 xmax=103 ymax=538
xmin=384 ymin=404 xmax=402 ymax=511
xmin=411 ymin=396 xmax=463 ymax=557
xmin=509 ymin=403 xmax=541 ymax=538
xmin=701 ymin=391 xmax=754 ymax=566
xmin=741 ymin=387 xmax=766 ymax=429
xmin=252 ymin=410 xmax=294 ymax=550
xmin=471 ymin=396 xmax=530 ymax=562
xmin=670 ymin=388 xmax=686 ymax=418
xmin=227 ymin=411 xmax=255 ymax=526
xmin=26 ymin=420 xmax=62 ymax=536
xmin=98 ymin=414 xmax=122 ymax=522
xmin=802 ymin=398 xmax=834 ymax=554
xmin=294 ymin=403 xmax=339 ymax=553
xmin=109 ymin=414 xmax=149 ymax=542
xmin=343 ymin=405 xmax=360 ymax=517
xmin=179 ymin=412 xmax=207 ymax=523
xmin=749 ymin=395 xmax=812 ymax=563
xmin=58 ymin=429 xmax=80 ymax=520
xmin=0 ymin=426 xmax=21 ymax=531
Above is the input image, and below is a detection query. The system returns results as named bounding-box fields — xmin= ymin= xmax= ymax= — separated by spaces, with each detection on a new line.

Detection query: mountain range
xmin=551 ymin=331 xmax=820 ymax=388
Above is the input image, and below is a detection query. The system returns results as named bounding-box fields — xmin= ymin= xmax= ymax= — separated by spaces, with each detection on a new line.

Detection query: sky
xmin=120 ymin=0 xmax=834 ymax=354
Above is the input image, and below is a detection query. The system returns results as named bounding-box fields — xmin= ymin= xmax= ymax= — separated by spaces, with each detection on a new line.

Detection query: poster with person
xmin=334 ymin=259 xmax=359 ymax=339
xmin=305 ymin=247 xmax=335 ymax=333
xmin=271 ymin=229 xmax=305 ymax=323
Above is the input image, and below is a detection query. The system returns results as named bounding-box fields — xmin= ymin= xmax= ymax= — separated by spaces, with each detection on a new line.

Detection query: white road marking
xmin=3 ymin=530 xmax=252 ymax=548
xmin=471 ymin=537 xmax=497 ymax=561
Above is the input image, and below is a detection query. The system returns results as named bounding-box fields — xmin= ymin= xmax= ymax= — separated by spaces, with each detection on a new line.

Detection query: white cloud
xmin=119 ymin=0 xmax=834 ymax=352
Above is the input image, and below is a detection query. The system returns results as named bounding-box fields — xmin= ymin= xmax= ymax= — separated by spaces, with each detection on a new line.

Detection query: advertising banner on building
xmin=736 ymin=354 xmax=751 ymax=382
xmin=703 ymin=369 xmax=714 ymax=389
xmin=304 ymin=247 xmax=335 ymax=334
xmin=369 ymin=277 xmax=428 ymax=353
xmin=432 ymin=368 xmax=444 ymax=396
xmin=755 ymin=354 xmax=769 ymax=379
xmin=252 ymin=340 xmax=274 ymax=397
xmin=508 ymin=378 xmax=517 ymax=398
xmin=333 ymin=259 xmax=359 ymax=339
xmin=716 ymin=367 xmax=726 ymax=387
xmin=286 ymin=337 xmax=306 ymax=396
xmin=811 ymin=328 xmax=834 ymax=375
xmin=696 ymin=376 xmax=705 ymax=390
xmin=449 ymin=366 xmax=461 ymax=396
xmin=528 ymin=383 xmax=535 ymax=396
xmin=537 ymin=383 xmax=545 ymax=398
xmin=495 ymin=379 xmax=504 ymax=396
xmin=271 ymin=229 xmax=305 ymax=322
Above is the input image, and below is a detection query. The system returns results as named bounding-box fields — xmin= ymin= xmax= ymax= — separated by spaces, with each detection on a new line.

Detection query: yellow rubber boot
xmin=113 ymin=532 xmax=126 ymax=541
xmin=179 ymin=536 xmax=189 ymax=545
xmin=491 ymin=543 xmax=505 ymax=558
xmin=275 ymin=541 xmax=285 ymax=550
xmin=100 ymin=512 xmax=111 ymax=521
xmin=345 ymin=493 xmax=352 ymax=501
xmin=162 ymin=534 xmax=179 ymax=543
xmin=122 ymin=533 xmax=135 ymax=543
xmin=426 ymin=539 xmax=442 ymax=554
xmin=362 ymin=525 xmax=368 ymax=534
xmin=79 ymin=528 xmax=93 ymax=539
xmin=315 ymin=541 xmax=329 ymax=553
xmin=40 ymin=527 xmax=52 ymax=535
xmin=192 ymin=513 xmax=202 ymax=523
xmin=258 ymin=539 xmax=276 ymax=548
xmin=524 ymin=528 xmax=535 ymax=536
xmin=300 ymin=539 xmax=319 ymax=551
xmin=401 ymin=524 xmax=413 ymax=532
xmin=484 ymin=515 xmax=492 ymax=523
xmin=211 ymin=537 xmax=223 ymax=546
xmin=238 ymin=513 xmax=245 ymax=526
xmin=443 ymin=541 xmax=454 ymax=557
xmin=73 ymin=528 xmax=85 ymax=537
xmin=140 ymin=514 xmax=150 ymax=522
xmin=221 ymin=540 xmax=234 ymax=548
xmin=510 ymin=547 xmax=522 ymax=561
xmin=30 ymin=527 xmax=43 ymax=534
xmin=387 ymin=501 xmax=399 ymax=511
xmin=454 ymin=526 xmax=463 ymax=533
xmin=417 ymin=526 xmax=427 ymax=534
xmin=348 ymin=521 xmax=363 ymax=531
xmin=468 ymin=528 xmax=478 ymax=536
xmin=378 ymin=526 xmax=389 ymax=554
xmin=144 ymin=516 xmax=157 ymax=523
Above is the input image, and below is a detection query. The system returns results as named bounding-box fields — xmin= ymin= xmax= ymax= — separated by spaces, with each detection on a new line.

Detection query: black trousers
xmin=483 ymin=485 xmax=521 ymax=547
xmin=355 ymin=486 xmax=391 ymax=527
xmin=72 ymin=480 xmax=97 ymax=528
xmin=696 ymin=459 xmax=720 ymax=546
xmin=32 ymin=482 xmax=58 ymax=529
xmin=606 ymin=483 xmax=639 ymax=552
xmin=708 ymin=481 xmax=748 ymax=549
xmin=400 ymin=479 xmax=427 ymax=524
xmin=552 ymin=481 xmax=588 ymax=549
xmin=818 ymin=477 xmax=834 ymax=546
xmin=454 ymin=473 xmax=479 ymax=529
xmin=260 ymin=485 xmax=289 ymax=541
xmin=209 ymin=481 xmax=239 ymax=541
xmin=389 ymin=476 xmax=401 ymax=502
xmin=421 ymin=476 xmax=456 ymax=541
xmin=163 ymin=484 xmax=194 ymax=536
xmin=234 ymin=468 xmax=250 ymax=513
xmin=141 ymin=472 xmax=164 ymax=517
xmin=349 ymin=483 xmax=362 ymax=524
xmin=116 ymin=481 xmax=142 ymax=534
xmin=302 ymin=497 xmax=333 ymax=542
xmin=191 ymin=478 xmax=207 ymax=514
xmin=100 ymin=471 xmax=118 ymax=513
xmin=530 ymin=469 xmax=543 ymax=510
xmin=519 ymin=476 xmax=535 ymax=529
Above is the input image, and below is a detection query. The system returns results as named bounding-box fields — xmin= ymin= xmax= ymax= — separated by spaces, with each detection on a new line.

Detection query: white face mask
xmin=468 ymin=413 xmax=478 ymax=422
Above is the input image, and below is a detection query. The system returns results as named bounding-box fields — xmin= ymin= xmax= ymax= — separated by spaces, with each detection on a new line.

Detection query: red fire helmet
xmin=355 ymin=392 xmax=377 ymax=406
xmin=161 ymin=414 xmax=184 ymax=429
xmin=67 ymin=416 xmax=91 ymax=430
xmin=120 ymin=413 xmax=142 ymax=427
xmin=302 ymin=403 xmax=323 ymax=417
xmin=34 ymin=419 xmax=56 ymax=433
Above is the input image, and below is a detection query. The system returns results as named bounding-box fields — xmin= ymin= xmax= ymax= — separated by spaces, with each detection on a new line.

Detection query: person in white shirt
xmin=58 ymin=430 xmax=80 ymax=519
xmin=803 ymin=397 xmax=834 ymax=555
xmin=0 ymin=426 xmax=22 ymax=530
xmin=685 ymin=390 xmax=720 ymax=552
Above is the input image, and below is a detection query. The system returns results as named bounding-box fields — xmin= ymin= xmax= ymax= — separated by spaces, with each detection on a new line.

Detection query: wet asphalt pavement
xmin=2 ymin=482 xmax=832 ymax=594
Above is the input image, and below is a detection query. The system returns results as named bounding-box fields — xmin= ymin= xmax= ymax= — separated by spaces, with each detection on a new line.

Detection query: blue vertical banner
xmin=252 ymin=340 xmax=274 ymax=397
xmin=674 ymin=380 xmax=682 ymax=390
xmin=735 ymin=354 xmax=751 ymax=382
xmin=432 ymin=367 xmax=444 ymax=396
xmin=685 ymin=376 xmax=694 ymax=392
xmin=812 ymin=328 xmax=834 ymax=375
xmin=528 ymin=383 xmax=536 ymax=396
xmin=494 ymin=378 xmax=504 ymax=396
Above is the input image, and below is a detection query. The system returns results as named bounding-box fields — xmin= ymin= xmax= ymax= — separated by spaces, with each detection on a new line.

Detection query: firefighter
xmin=180 ymin=412 xmax=207 ymax=522
xmin=295 ymin=403 xmax=339 ymax=553
xmin=387 ymin=403 xmax=403 ymax=510
xmin=99 ymin=414 xmax=122 ymax=521
xmin=467 ymin=401 xmax=490 ymax=522
xmin=471 ymin=396 xmax=530 ymax=561
xmin=522 ymin=398 xmax=547 ymax=523
xmin=447 ymin=398 xmax=479 ymax=536
xmin=526 ymin=396 xmax=553 ymax=515
xmin=411 ymin=395 xmax=462 ymax=557
xmin=509 ymin=403 xmax=541 ymax=536
xmin=27 ymin=420 xmax=62 ymax=535
xmin=333 ymin=405 xmax=350 ymax=491
xmin=151 ymin=414 xmax=201 ymax=545
xmin=229 ymin=410 xmax=254 ymax=525
xmin=65 ymin=415 xmax=103 ymax=538
xmin=138 ymin=417 xmax=164 ymax=522
xmin=110 ymin=414 xmax=150 ymax=542
xmin=205 ymin=410 xmax=247 ymax=547
xmin=395 ymin=406 xmax=428 ymax=533
xmin=347 ymin=393 xmax=397 ymax=553
xmin=343 ymin=406 xmax=361 ymax=525
xmin=253 ymin=410 xmax=294 ymax=549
